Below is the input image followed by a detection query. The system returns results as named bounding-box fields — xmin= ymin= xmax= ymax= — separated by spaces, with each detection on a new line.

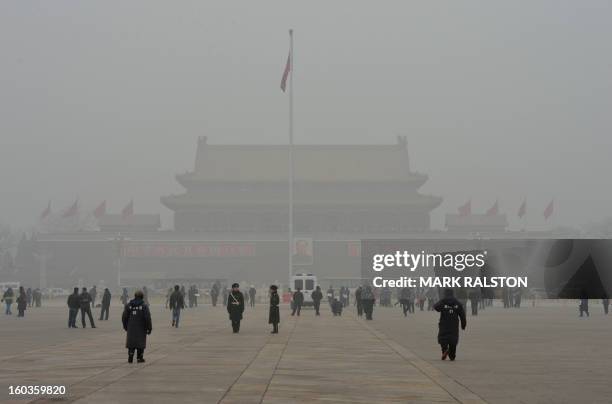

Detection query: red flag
xmin=518 ymin=199 xmax=526 ymax=218
xmin=486 ymin=200 xmax=499 ymax=216
xmin=280 ymin=52 xmax=291 ymax=92
xmin=122 ymin=200 xmax=133 ymax=220
xmin=62 ymin=198 xmax=79 ymax=218
xmin=93 ymin=200 xmax=106 ymax=219
xmin=543 ymin=200 xmax=554 ymax=220
xmin=40 ymin=200 xmax=51 ymax=220
xmin=458 ymin=199 xmax=471 ymax=216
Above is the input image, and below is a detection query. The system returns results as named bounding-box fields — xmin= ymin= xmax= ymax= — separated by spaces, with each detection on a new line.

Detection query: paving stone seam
xmin=27 ymin=322 xmax=229 ymax=404
xmin=353 ymin=313 xmax=488 ymax=404
xmin=217 ymin=317 xmax=299 ymax=404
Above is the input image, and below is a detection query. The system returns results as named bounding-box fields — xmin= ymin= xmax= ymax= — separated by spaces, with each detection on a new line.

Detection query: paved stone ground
xmin=0 ymin=299 xmax=610 ymax=403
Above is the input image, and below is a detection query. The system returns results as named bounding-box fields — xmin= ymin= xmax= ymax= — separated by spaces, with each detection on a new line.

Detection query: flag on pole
xmin=518 ymin=199 xmax=526 ymax=218
xmin=93 ymin=200 xmax=106 ymax=219
xmin=486 ymin=200 xmax=499 ymax=216
xmin=122 ymin=200 xmax=133 ymax=220
xmin=62 ymin=198 xmax=79 ymax=218
xmin=280 ymin=52 xmax=291 ymax=92
xmin=458 ymin=199 xmax=471 ymax=216
xmin=543 ymin=199 xmax=554 ymax=220
xmin=40 ymin=200 xmax=51 ymax=220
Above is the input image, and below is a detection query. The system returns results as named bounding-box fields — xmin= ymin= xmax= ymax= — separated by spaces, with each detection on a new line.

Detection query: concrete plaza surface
xmin=0 ymin=301 xmax=610 ymax=403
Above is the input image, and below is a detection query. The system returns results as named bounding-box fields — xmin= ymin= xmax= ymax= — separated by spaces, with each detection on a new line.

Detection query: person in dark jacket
xmin=210 ymin=283 xmax=219 ymax=307
xmin=579 ymin=288 xmax=589 ymax=317
xmin=291 ymin=288 xmax=304 ymax=316
xmin=249 ymin=286 xmax=257 ymax=308
xmin=361 ymin=286 xmax=376 ymax=320
xmin=434 ymin=289 xmax=467 ymax=361
xmin=26 ymin=287 xmax=33 ymax=307
xmin=122 ymin=290 xmax=152 ymax=363
xmin=311 ymin=286 xmax=323 ymax=316
xmin=67 ymin=287 xmax=80 ymax=328
xmin=468 ymin=288 xmax=481 ymax=316
xmin=355 ymin=286 xmax=363 ymax=317
xmin=79 ymin=287 xmax=96 ymax=328
xmin=99 ymin=288 xmax=112 ymax=320
xmin=331 ymin=298 xmax=343 ymax=316
xmin=2 ymin=287 xmax=14 ymax=315
xmin=227 ymin=283 xmax=244 ymax=333
xmin=269 ymin=285 xmax=280 ymax=334
xmin=168 ymin=285 xmax=185 ymax=328
xmin=90 ymin=285 xmax=97 ymax=307
xmin=16 ymin=287 xmax=27 ymax=317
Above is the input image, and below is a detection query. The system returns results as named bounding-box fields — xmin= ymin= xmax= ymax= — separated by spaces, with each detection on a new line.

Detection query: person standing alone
xmin=291 ymin=288 xmax=304 ymax=316
xmin=99 ymin=288 xmax=111 ymax=320
xmin=269 ymin=285 xmax=280 ymax=334
xmin=67 ymin=287 xmax=80 ymax=328
xmin=227 ymin=283 xmax=245 ymax=333
xmin=122 ymin=290 xmax=152 ymax=363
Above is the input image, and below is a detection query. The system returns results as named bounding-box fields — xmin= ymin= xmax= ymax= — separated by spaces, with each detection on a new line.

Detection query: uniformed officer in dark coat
xmin=79 ymin=287 xmax=96 ymax=328
xmin=311 ymin=286 xmax=323 ymax=316
xmin=99 ymin=288 xmax=111 ymax=320
xmin=227 ymin=283 xmax=245 ymax=333
xmin=291 ymin=288 xmax=304 ymax=316
xmin=434 ymin=289 xmax=467 ymax=361
xmin=269 ymin=285 xmax=280 ymax=334
xmin=122 ymin=290 xmax=152 ymax=363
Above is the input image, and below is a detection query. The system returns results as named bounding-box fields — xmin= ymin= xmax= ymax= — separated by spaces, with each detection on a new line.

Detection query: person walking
xmin=2 ymin=287 xmax=14 ymax=315
xmin=168 ymin=285 xmax=185 ymax=328
xmin=434 ymin=289 xmax=467 ymax=361
xmin=361 ymin=286 xmax=376 ymax=320
xmin=291 ymin=288 xmax=304 ymax=316
xmin=16 ymin=287 xmax=27 ymax=318
xmin=122 ymin=290 xmax=152 ymax=363
xmin=249 ymin=285 xmax=256 ymax=308
xmin=311 ymin=286 xmax=323 ymax=316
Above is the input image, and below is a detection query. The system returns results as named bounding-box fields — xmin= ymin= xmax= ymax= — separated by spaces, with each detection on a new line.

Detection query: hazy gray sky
xmin=1 ymin=1 xmax=611 ymax=230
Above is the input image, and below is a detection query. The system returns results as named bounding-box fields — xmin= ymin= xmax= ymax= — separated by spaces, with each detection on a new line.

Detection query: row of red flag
xmin=457 ymin=199 xmax=554 ymax=220
xmin=40 ymin=199 xmax=134 ymax=221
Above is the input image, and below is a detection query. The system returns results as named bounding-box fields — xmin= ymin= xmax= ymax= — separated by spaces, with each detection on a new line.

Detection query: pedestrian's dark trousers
xmin=250 ymin=299 xmax=255 ymax=308
xmin=314 ymin=301 xmax=321 ymax=315
xmin=292 ymin=304 xmax=302 ymax=316
xmin=440 ymin=343 xmax=457 ymax=360
xmin=68 ymin=308 xmax=78 ymax=327
xmin=402 ymin=302 xmax=409 ymax=316
xmin=81 ymin=307 xmax=95 ymax=327
xmin=471 ymin=302 xmax=478 ymax=316
xmin=356 ymin=301 xmax=363 ymax=316
xmin=605 ymin=304 xmax=609 ymax=315
xmin=99 ymin=305 xmax=109 ymax=320
xmin=231 ymin=320 xmax=241 ymax=333
xmin=128 ymin=348 xmax=144 ymax=360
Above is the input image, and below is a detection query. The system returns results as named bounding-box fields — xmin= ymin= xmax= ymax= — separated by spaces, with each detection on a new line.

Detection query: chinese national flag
xmin=122 ymin=200 xmax=133 ymax=220
xmin=62 ymin=199 xmax=79 ymax=218
xmin=543 ymin=200 xmax=554 ymax=220
xmin=458 ymin=199 xmax=471 ymax=216
xmin=40 ymin=201 xmax=51 ymax=220
xmin=280 ymin=52 xmax=291 ymax=92
xmin=518 ymin=199 xmax=526 ymax=218
xmin=93 ymin=200 xmax=106 ymax=219
xmin=486 ymin=200 xmax=499 ymax=216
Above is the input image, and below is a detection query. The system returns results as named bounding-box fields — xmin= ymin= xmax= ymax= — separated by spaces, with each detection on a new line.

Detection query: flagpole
xmin=288 ymin=28 xmax=294 ymax=282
